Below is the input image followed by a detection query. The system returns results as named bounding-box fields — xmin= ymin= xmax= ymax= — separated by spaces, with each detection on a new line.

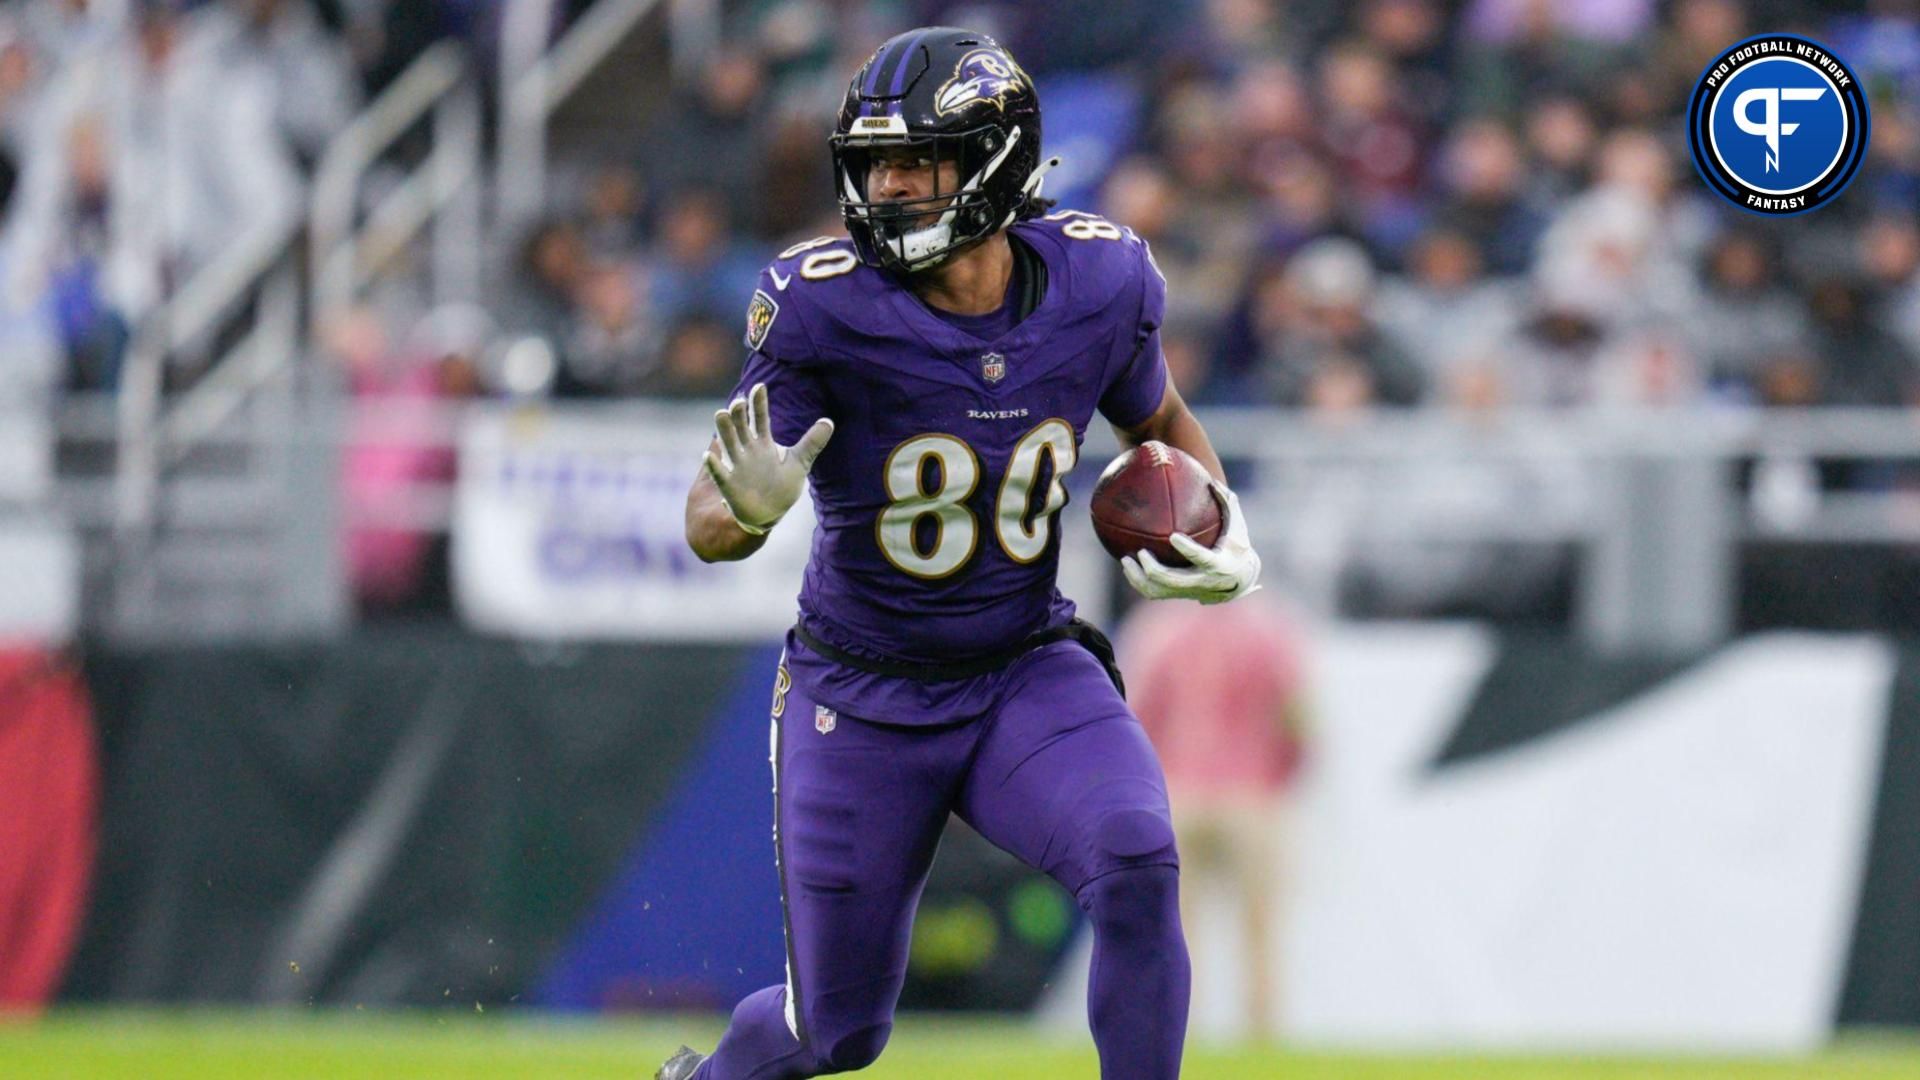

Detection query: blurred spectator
xmin=0 ymin=151 xmax=62 ymax=401
xmin=1122 ymin=593 xmax=1310 ymax=1041
xmin=752 ymin=0 xmax=840 ymax=96
xmin=1829 ymin=0 xmax=1920 ymax=111
xmin=12 ymin=0 xmax=300 ymax=357
xmin=641 ymin=48 xmax=768 ymax=213
xmin=1463 ymin=0 xmax=1656 ymax=46
xmin=1590 ymin=328 xmax=1703 ymax=408
xmin=755 ymin=111 xmax=838 ymax=240
xmin=1521 ymin=147 xmax=1709 ymax=411
xmin=18 ymin=0 xmax=125 ymax=75
xmin=1590 ymin=126 xmax=1706 ymax=250
xmin=198 ymin=0 xmax=361 ymax=166
xmin=1257 ymin=237 xmax=1425 ymax=409
xmin=1520 ymin=96 xmax=1597 ymax=204
xmin=1509 ymin=287 xmax=1608 ymax=408
xmin=1316 ymin=40 xmax=1426 ymax=254
xmin=639 ymin=317 xmax=742 ymax=400
xmin=0 ymin=18 xmax=45 ymax=153
xmin=1686 ymin=231 xmax=1812 ymax=401
xmin=1434 ymin=117 xmax=1546 ymax=275
xmin=646 ymin=189 xmax=761 ymax=326
xmin=1154 ymin=81 xmax=1246 ymax=209
xmin=1455 ymin=0 xmax=1641 ymax=118
xmin=1860 ymin=99 xmax=1920 ymax=210
xmin=579 ymin=163 xmax=648 ymax=260
xmin=560 ymin=262 xmax=656 ymax=398
xmin=1375 ymin=224 xmax=1523 ymax=384
xmin=1532 ymin=143 xmax=1695 ymax=341
xmin=508 ymin=217 xmax=589 ymax=347
xmin=1863 ymin=214 xmax=1920 ymax=362
xmin=1200 ymin=0 xmax=1297 ymax=68
xmin=1257 ymin=152 xmax=1342 ymax=258
xmin=1804 ymin=279 xmax=1920 ymax=408
xmin=29 ymin=114 xmax=127 ymax=390
xmin=1161 ymin=315 xmax=1224 ymax=404
xmin=330 ymin=301 xmax=485 ymax=614
xmin=1360 ymin=0 xmax=1451 ymax=125
xmin=0 ymin=133 xmax=61 ymax=572
xmin=1648 ymin=0 xmax=1746 ymax=110
xmin=1233 ymin=61 xmax=1316 ymax=181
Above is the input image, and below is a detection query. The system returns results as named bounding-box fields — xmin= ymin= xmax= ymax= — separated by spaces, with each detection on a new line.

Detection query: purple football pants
xmin=692 ymin=640 xmax=1189 ymax=1079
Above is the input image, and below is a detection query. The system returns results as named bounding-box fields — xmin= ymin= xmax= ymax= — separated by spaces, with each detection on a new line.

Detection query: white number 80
xmin=877 ymin=419 xmax=1078 ymax=578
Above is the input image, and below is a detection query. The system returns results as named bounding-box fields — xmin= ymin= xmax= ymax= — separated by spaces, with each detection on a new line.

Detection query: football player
xmin=667 ymin=27 xmax=1261 ymax=1080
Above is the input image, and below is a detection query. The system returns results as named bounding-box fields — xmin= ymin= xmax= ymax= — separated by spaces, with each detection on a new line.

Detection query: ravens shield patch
xmin=745 ymin=289 xmax=779 ymax=351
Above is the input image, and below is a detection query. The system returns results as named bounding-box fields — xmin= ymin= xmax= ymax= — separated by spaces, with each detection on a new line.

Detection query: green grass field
xmin=5 ymin=1012 xmax=1920 ymax=1079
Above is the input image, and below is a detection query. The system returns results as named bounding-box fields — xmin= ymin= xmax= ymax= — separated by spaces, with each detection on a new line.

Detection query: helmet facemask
xmin=832 ymin=123 xmax=1027 ymax=274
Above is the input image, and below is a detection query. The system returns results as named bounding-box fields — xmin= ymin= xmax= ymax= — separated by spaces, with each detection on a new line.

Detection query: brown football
xmin=1089 ymin=441 xmax=1223 ymax=566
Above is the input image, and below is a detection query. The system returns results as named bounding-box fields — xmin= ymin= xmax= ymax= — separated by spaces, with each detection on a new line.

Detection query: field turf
xmin=5 ymin=1011 xmax=1920 ymax=1079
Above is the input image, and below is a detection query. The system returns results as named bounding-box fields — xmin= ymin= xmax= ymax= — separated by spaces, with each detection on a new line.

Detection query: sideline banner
xmin=452 ymin=405 xmax=814 ymax=640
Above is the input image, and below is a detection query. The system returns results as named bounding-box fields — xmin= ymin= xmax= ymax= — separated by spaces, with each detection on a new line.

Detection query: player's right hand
xmin=1119 ymin=482 xmax=1262 ymax=605
xmin=704 ymin=382 xmax=834 ymax=536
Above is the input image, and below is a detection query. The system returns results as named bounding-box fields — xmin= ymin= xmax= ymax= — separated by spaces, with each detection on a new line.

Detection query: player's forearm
xmin=685 ymin=478 xmax=771 ymax=562
xmin=1153 ymin=408 xmax=1226 ymax=485
xmin=1117 ymin=389 xmax=1226 ymax=484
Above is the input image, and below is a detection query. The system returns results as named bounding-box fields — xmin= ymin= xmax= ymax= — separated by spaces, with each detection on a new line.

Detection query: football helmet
xmin=829 ymin=27 xmax=1056 ymax=274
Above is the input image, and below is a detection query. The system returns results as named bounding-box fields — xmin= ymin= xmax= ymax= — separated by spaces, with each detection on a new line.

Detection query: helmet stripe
xmin=860 ymin=31 xmax=930 ymax=117
xmin=861 ymin=42 xmax=895 ymax=98
xmin=861 ymin=42 xmax=897 ymax=115
xmin=887 ymin=30 xmax=931 ymax=99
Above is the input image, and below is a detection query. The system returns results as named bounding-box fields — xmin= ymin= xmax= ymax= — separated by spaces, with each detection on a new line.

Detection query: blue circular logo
xmin=1688 ymin=35 xmax=1869 ymax=215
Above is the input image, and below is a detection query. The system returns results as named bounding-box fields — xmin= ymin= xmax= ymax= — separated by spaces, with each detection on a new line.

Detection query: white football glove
xmin=1120 ymin=481 xmax=1262 ymax=604
xmin=702 ymin=382 xmax=834 ymax=535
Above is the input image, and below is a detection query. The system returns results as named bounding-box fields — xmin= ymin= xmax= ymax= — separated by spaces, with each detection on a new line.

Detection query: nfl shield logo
xmin=814 ymin=705 xmax=837 ymax=734
xmin=980 ymin=353 xmax=1007 ymax=384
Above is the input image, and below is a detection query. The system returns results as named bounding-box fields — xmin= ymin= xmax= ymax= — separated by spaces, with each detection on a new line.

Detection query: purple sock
xmin=693 ymin=986 xmax=808 ymax=1080
xmin=1080 ymin=865 xmax=1190 ymax=1080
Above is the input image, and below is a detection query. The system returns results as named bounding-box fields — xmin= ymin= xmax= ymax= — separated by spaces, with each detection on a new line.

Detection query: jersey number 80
xmin=877 ymin=419 xmax=1077 ymax=579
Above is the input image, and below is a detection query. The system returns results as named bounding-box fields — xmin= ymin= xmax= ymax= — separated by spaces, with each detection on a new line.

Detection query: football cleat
xmin=655 ymin=1045 xmax=706 ymax=1080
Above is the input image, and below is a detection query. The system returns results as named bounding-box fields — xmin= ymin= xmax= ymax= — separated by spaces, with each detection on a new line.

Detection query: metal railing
xmin=309 ymin=41 xmax=482 ymax=316
xmin=496 ymin=0 xmax=669 ymax=241
xmin=111 ymin=210 xmax=302 ymax=543
xmin=68 ymin=398 xmax=1920 ymax=647
xmin=90 ymin=39 xmax=489 ymax=640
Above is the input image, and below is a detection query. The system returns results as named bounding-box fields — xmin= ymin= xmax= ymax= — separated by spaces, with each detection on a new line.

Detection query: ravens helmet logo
xmin=934 ymin=48 xmax=1027 ymax=116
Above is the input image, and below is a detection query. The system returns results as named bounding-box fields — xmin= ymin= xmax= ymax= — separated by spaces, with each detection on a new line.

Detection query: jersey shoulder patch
xmin=744 ymin=288 xmax=780 ymax=351
xmin=752 ymin=233 xmax=902 ymax=359
xmin=744 ymin=235 xmax=860 ymax=357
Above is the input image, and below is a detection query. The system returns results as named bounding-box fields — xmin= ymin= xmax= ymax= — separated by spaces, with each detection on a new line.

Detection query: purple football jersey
xmin=728 ymin=213 xmax=1167 ymax=723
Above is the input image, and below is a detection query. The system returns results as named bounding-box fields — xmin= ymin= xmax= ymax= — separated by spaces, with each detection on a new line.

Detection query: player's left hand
xmin=1120 ymin=482 xmax=1262 ymax=605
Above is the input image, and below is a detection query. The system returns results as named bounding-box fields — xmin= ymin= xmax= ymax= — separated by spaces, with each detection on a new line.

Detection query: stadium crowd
xmin=502 ymin=0 xmax=1920 ymax=414
xmin=3 ymin=0 xmax=1918 ymax=413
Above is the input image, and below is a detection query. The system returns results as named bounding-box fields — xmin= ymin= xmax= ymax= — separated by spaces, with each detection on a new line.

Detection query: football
xmin=1089 ymin=441 xmax=1223 ymax=566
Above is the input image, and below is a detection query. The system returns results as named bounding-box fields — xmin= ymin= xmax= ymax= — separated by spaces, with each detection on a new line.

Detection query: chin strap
xmin=1002 ymin=155 xmax=1063 ymax=230
xmin=1023 ymin=155 xmax=1063 ymax=200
